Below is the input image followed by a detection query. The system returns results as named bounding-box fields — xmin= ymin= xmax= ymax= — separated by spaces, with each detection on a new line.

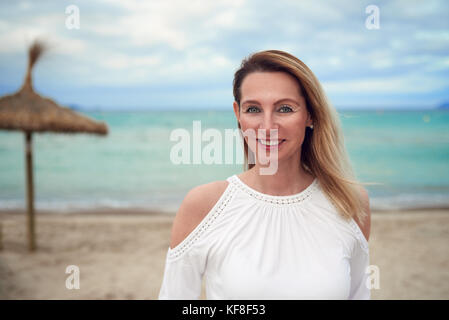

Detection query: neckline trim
xmin=229 ymin=174 xmax=319 ymax=205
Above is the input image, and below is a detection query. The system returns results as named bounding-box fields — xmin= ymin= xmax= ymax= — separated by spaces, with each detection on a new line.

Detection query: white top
xmin=158 ymin=174 xmax=370 ymax=300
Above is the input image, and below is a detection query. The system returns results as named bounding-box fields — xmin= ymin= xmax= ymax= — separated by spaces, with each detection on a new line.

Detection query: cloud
xmin=0 ymin=0 xmax=448 ymax=108
xmin=324 ymin=72 xmax=449 ymax=94
xmin=88 ymin=0 xmax=248 ymax=50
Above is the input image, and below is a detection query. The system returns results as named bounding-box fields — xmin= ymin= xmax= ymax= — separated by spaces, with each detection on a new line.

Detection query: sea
xmin=1 ymin=109 xmax=448 ymax=213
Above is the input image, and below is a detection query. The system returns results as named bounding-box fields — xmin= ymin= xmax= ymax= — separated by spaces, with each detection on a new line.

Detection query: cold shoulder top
xmin=158 ymin=174 xmax=370 ymax=300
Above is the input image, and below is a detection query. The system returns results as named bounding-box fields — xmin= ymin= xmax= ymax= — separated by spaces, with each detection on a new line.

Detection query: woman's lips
xmin=257 ymin=139 xmax=286 ymax=150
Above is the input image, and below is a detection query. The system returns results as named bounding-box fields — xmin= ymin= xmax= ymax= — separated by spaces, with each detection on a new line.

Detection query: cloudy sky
xmin=0 ymin=0 xmax=448 ymax=110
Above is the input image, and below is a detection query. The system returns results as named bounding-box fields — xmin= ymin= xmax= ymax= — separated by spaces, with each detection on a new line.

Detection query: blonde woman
xmin=159 ymin=50 xmax=371 ymax=300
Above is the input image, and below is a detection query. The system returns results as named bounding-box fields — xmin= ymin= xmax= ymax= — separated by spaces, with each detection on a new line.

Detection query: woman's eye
xmin=279 ymin=105 xmax=293 ymax=113
xmin=245 ymin=106 xmax=260 ymax=113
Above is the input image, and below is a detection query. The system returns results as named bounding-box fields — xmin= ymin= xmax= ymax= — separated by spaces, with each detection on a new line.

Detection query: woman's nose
xmin=259 ymin=112 xmax=279 ymax=137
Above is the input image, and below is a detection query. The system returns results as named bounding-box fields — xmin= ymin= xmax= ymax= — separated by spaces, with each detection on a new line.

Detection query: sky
xmin=0 ymin=0 xmax=448 ymax=110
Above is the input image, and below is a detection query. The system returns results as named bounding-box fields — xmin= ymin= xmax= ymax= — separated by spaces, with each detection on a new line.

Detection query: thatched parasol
xmin=0 ymin=40 xmax=108 ymax=251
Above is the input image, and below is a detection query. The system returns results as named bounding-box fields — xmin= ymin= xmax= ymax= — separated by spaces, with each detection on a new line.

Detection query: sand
xmin=0 ymin=208 xmax=448 ymax=300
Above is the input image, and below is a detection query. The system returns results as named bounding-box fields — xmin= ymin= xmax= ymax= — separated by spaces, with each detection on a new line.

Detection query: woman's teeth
xmin=258 ymin=139 xmax=285 ymax=146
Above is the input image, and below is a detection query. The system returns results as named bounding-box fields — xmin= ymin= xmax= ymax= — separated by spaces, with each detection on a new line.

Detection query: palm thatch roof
xmin=0 ymin=41 xmax=108 ymax=135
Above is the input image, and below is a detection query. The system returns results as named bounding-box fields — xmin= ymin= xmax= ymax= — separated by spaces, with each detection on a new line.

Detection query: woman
xmin=158 ymin=50 xmax=371 ymax=300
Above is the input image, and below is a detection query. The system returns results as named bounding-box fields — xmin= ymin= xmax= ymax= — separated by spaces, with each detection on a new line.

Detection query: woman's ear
xmin=233 ymin=101 xmax=240 ymax=122
xmin=306 ymin=111 xmax=313 ymax=127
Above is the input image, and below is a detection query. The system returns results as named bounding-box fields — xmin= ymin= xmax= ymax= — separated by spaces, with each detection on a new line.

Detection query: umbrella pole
xmin=25 ymin=131 xmax=36 ymax=252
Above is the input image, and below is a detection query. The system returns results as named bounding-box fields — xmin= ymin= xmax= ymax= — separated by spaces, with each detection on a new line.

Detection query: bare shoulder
xmin=169 ymin=180 xmax=230 ymax=249
xmin=355 ymin=186 xmax=371 ymax=242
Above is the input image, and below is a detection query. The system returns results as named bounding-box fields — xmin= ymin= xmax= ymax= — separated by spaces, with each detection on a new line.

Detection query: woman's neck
xmin=241 ymin=164 xmax=314 ymax=196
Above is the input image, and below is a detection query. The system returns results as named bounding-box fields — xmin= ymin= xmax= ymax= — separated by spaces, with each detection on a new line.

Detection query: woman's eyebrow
xmin=241 ymin=98 xmax=300 ymax=106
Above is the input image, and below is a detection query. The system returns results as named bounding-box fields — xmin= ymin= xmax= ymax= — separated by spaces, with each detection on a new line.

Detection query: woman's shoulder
xmin=169 ymin=180 xmax=230 ymax=249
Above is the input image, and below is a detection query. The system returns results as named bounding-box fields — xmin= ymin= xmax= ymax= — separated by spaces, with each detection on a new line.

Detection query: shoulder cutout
xmin=169 ymin=180 xmax=230 ymax=250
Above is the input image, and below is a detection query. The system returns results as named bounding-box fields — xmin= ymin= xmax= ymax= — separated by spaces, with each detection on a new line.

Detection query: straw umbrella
xmin=0 ymin=40 xmax=108 ymax=251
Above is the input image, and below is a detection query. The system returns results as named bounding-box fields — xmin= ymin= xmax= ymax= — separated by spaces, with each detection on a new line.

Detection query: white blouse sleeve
xmin=158 ymin=246 xmax=206 ymax=299
xmin=158 ymin=181 xmax=235 ymax=300
xmin=348 ymin=219 xmax=371 ymax=300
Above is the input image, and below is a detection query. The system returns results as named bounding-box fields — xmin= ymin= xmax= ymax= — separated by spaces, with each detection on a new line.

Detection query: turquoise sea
xmin=1 ymin=109 xmax=448 ymax=213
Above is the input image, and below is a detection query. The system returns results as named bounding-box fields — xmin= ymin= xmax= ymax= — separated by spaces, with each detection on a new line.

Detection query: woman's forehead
xmin=240 ymin=72 xmax=303 ymax=103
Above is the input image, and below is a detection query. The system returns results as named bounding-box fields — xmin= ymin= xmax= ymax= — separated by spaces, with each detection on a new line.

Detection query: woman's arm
xmin=348 ymin=186 xmax=371 ymax=300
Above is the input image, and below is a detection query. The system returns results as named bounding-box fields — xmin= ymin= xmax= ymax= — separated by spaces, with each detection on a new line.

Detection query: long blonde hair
xmin=233 ymin=50 xmax=370 ymax=226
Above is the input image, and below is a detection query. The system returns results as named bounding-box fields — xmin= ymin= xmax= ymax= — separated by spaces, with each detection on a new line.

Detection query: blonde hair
xmin=233 ymin=50 xmax=372 ymax=226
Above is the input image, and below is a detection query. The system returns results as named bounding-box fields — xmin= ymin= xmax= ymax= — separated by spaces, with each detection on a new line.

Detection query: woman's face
xmin=233 ymin=71 xmax=313 ymax=166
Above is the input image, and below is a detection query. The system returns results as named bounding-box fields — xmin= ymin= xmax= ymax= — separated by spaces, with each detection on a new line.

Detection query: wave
xmin=2 ymin=193 xmax=449 ymax=213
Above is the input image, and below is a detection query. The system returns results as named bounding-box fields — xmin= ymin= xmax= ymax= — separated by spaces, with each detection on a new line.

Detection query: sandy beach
xmin=0 ymin=208 xmax=448 ymax=300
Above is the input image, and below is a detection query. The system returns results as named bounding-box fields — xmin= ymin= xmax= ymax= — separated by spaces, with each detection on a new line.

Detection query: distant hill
xmin=67 ymin=104 xmax=106 ymax=112
xmin=438 ymin=101 xmax=449 ymax=109
xmin=67 ymin=104 xmax=83 ymax=111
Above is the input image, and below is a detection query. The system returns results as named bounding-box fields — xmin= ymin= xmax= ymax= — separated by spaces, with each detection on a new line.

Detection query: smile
xmin=257 ymin=139 xmax=286 ymax=147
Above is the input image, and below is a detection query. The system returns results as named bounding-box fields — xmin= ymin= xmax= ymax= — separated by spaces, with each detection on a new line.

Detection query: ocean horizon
xmin=1 ymin=109 xmax=448 ymax=213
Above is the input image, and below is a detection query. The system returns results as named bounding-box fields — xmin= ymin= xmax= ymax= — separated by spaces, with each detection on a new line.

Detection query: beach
xmin=1 ymin=0 xmax=448 ymax=303
xmin=0 ymin=208 xmax=448 ymax=300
